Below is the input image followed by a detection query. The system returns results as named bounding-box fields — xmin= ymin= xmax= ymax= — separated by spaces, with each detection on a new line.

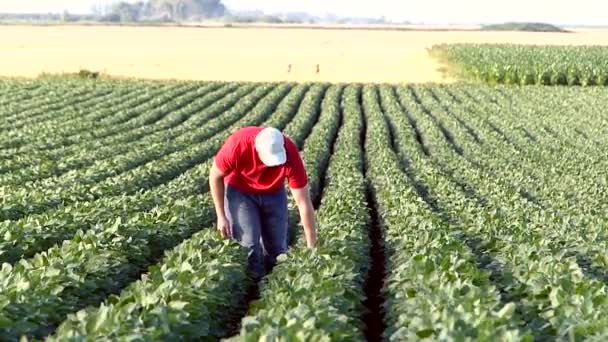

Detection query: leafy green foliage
xmin=388 ymin=83 xmax=608 ymax=340
xmin=430 ymin=44 xmax=608 ymax=86
xmin=42 ymin=83 xmax=326 ymax=340
xmin=1 ymin=78 xmax=608 ymax=341
xmin=51 ymin=230 xmax=249 ymax=341
xmin=362 ymin=84 xmax=527 ymax=340
xmin=230 ymin=84 xmax=370 ymax=340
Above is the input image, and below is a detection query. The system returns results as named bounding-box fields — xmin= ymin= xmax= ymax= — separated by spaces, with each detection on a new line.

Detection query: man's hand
xmin=217 ymin=215 xmax=232 ymax=239
xmin=290 ymin=185 xmax=317 ymax=248
xmin=210 ymin=161 xmax=230 ymax=239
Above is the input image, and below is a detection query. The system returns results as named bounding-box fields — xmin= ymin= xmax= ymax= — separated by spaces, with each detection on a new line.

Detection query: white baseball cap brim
xmin=258 ymin=149 xmax=287 ymax=167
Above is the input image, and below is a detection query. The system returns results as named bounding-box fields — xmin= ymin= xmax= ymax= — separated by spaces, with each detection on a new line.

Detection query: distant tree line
xmin=91 ymin=1 xmax=393 ymax=24
xmin=481 ymin=22 xmax=567 ymax=33
xmin=0 ymin=0 xmax=395 ymax=25
xmin=0 ymin=12 xmax=97 ymax=23
xmin=224 ymin=10 xmax=395 ymax=25
xmin=95 ymin=0 xmax=226 ymax=22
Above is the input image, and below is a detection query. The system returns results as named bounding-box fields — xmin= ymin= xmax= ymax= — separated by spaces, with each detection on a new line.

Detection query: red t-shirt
xmin=214 ymin=126 xmax=308 ymax=194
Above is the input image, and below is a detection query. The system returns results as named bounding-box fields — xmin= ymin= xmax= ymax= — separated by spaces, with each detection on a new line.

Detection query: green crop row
xmin=0 ymin=83 xmax=241 ymax=184
xmin=0 ymin=82 xmax=190 ymax=165
xmin=363 ymin=84 xmax=526 ymax=340
xmin=430 ymin=44 xmax=608 ymax=86
xmin=0 ymin=82 xmax=319 ymax=341
xmin=391 ymin=84 xmax=608 ymax=339
xmin=1 ymin=79 xmax=608 ymax=340
xmin=0 ymin=85 xmax=289 ymax=221
xmin=47 ymin=84 xmax=332 ymax=341
xmin=1 ymin=84 xmax=126 ymax=133
xmin=230 ymin=84 xmax=370 ymax=340
xmin=1 ymin=83 xmax=201 ymax=156
xmin=0 ymin=85 xmax=313 ymax=266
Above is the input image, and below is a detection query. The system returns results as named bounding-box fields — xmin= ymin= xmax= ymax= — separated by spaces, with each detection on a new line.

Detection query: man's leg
xmin=224 ymin=185 xmax=264 ymax=280
xmin=259 ymin=187 xmax=289 ymax=273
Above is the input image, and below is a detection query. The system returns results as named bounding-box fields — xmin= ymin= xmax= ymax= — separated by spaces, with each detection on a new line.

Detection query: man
xmin=209 ymin=126 xmax=317 ymax=280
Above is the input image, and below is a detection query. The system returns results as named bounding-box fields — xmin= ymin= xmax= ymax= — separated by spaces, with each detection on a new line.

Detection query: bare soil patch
xmin=1 ymin=26 xmax=607 ymax=83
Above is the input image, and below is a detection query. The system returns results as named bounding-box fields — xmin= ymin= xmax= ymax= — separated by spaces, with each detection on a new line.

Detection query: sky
xmin=0 ymin=0 xmax=606 ymax=26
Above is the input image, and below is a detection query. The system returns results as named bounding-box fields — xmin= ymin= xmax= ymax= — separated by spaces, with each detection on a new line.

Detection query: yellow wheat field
xmin=1 ymin=25 xmax=608 ymax=83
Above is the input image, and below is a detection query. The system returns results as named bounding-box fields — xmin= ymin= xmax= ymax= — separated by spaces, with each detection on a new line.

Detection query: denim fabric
xmin=224 ymin=184 xmax=288 ymax=280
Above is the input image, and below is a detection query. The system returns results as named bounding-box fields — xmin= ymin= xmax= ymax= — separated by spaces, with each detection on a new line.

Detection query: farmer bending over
xmin=209 ymin=127 xmax=317 ymax=280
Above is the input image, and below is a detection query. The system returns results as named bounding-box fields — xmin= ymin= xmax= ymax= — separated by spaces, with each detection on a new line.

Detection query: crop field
xmin=3 ymin=26 xmax=608 ymax=83
xmin=1 ymin=78 xmax=608 ymax=340
xmin=430 ymin=44 xmax=608 ymax=85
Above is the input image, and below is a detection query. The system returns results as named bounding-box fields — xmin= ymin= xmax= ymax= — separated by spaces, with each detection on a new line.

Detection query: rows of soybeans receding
xmin=430 ymin=44 xmax=608 ymax=86
xmin=1 ymin=78 xmax=608 ymax=341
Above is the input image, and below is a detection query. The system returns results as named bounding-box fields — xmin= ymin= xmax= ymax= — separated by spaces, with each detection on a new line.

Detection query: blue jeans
xmin=224 ymin=185 xmax=288 ymax=281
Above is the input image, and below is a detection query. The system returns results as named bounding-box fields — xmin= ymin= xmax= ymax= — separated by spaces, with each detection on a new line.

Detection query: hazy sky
xmin=0 ymin=0 xmax=606 ymax=25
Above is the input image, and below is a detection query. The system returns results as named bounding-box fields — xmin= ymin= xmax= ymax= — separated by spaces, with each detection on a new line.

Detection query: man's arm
xmin=209 ymin=161 xmax=231 ymax=239
xmin=290 ymin=186 xmax=317 ymax=248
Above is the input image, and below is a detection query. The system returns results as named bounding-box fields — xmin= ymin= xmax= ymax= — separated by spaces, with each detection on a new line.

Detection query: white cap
xmin=255 ymin=127 xmax=287 ymax=167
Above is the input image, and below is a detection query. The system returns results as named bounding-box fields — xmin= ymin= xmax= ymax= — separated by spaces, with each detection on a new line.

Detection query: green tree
xmin=106 ymin=1 xmax=146 ymax=22
xmin=147 ymin=0 xmax=226 ymax=20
